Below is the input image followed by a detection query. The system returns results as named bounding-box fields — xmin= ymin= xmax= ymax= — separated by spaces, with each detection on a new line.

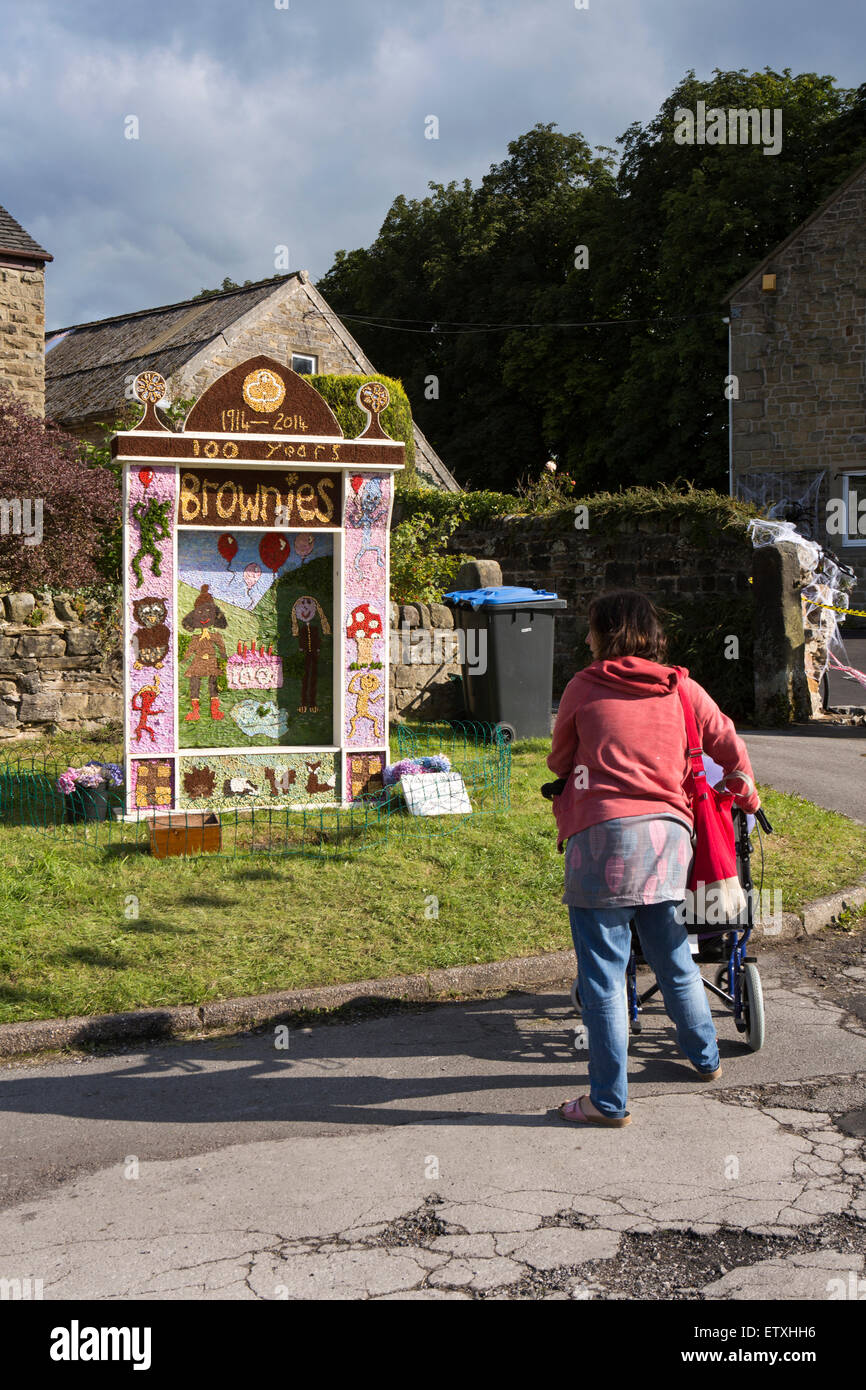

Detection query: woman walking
xmin=547 ymin=590 xmax=760 ymax=1128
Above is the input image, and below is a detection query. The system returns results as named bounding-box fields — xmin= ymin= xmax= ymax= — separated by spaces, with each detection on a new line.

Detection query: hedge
xmin=392 ymin=483 xmax=760 ymax=717
xmin=395 ymin=480 xmax=757 ymax=535
xmin=307 ymin=373 xmax=416 ymax=485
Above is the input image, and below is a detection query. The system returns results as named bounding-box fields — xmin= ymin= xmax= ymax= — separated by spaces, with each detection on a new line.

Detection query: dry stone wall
xmin=0 ymin=589 xmax=122 ymax=740
xmin=389 ymin=600 xmax=462 ymax=721
xmin=448 ymin=509 xmax=752 ymax=697
xmin=0 ymin=515 xmax=827 ymax=740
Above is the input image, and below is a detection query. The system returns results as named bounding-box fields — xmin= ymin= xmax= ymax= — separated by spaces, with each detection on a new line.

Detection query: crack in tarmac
xmin=4 ymin=930 xmax=865 ymax=1300
xmin=241 ymin=1193 xmax=866 ymax=1301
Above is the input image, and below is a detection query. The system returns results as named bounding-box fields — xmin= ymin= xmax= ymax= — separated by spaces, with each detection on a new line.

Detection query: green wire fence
xmin=0 ymin=721 xmax=511 ymax=859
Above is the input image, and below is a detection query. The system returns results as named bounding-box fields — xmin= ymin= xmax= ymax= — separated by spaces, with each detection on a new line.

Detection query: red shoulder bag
xmin=674 ymin=671 xmax=746 ymax=924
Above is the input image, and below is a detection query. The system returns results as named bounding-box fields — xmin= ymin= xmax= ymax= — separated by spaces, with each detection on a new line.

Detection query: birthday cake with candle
xmin=226 ymin=639 xmax=283 ymax=691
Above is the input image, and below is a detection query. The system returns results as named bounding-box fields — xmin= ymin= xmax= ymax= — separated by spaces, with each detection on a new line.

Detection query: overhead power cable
xmin=335 ymin=310 xmax=726 ymax=336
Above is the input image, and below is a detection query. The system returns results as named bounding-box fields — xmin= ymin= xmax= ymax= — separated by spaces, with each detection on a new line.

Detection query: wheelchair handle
xmin=755 ymin=807 xmax=773 ymax=834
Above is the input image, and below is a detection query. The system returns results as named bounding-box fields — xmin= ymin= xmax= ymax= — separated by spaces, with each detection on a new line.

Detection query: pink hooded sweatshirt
xmin=547 ymin=657 xmax=759 ymax=853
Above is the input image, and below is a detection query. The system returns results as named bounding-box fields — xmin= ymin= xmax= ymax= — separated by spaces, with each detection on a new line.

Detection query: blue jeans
xmin=568 ymin=901 xmax=720 ymax=1118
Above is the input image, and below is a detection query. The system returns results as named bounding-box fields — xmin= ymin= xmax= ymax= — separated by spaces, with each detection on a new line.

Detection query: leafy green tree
xmin=319 ymin=124 xmax=615 ymax=491
xmin=319 ymin=75 xmax=866 ymax=493
xmin=193 ymin=274 xmax=284 ymax=300
xmin=580 ymin=67 xmax=866 ymax=490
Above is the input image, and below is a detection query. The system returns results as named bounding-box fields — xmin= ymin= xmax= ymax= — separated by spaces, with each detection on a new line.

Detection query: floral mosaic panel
xmin=176 ymin=529 xmax=334 ymax=750
xmin=344 ymin=473 xmax=390 ymax=747
xmin=131 ymin=758 xmax=174 ymax=811
xmin=178 ymin=752 xmax=339 ymax=810
xmin=346 ymin=751 xmax=386 ymax=802
xmin=126 ymin=466 xmax=176 ymax=764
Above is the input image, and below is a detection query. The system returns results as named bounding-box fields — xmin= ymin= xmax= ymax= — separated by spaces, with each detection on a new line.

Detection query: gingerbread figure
xmin=347 ymin=671 xmax=382 ymax=740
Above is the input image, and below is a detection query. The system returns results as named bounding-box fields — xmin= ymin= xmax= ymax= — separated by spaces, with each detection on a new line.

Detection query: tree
xmin=319 ymin=76 xmax=866 ymax=493
xmin=0 ymin=389 xmax=118 ymax=590
xmin=193 ymin=274 xmax=284 ymax=300
xmin=320 ymin=126 xmax=616 ymax=491
xmin=578 ymin=67 xmax=866 ymax=490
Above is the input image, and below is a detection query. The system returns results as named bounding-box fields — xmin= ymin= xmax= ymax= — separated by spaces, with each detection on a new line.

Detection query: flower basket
xmin=64 ymin=783 xmax=111 ymax=824
xmin=57 ymin=762 xmax=123 ymax=823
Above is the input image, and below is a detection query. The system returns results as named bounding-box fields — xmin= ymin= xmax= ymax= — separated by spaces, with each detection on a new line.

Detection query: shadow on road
xmin=0 ymin=986 xmax=755 ymax=1132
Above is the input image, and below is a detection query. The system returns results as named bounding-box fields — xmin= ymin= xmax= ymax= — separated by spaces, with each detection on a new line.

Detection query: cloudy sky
xmin=0 ymin=0 xmax=862 ymax=330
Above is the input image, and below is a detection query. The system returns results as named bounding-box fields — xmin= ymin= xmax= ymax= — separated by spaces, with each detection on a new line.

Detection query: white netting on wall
xmin=746 ymin=516 xmax=858 ymax=697
xmin=737 ymin=470 xmax=826 ymax=541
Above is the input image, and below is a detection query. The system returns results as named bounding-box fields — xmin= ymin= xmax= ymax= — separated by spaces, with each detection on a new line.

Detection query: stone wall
xmin=0 ymin=590 xmax=122 ymax=741
xmin=388 ymin=601 xmax=462 ymax=722
xmin=449 ymin=509 xmax=752 ymax=698
xmin=0 ymin=596 xmax=463 ymax=739
xmin=730 ymin=160 xmax=866 ymax=613
xmin=0 ymin=586 xmax=460 ymax=741
xmin=0 ymin=265 xmax=46 ymax=416
xmin=0 ymin=521 xmax=826 ymax=741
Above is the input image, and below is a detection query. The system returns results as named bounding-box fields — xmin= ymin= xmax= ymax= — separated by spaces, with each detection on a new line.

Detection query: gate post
xmin=752 ymin=540 xmax=810 ymax=724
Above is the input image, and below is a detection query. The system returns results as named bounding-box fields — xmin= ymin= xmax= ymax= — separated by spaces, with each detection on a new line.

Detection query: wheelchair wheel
xmin=570 ymin=977 xmax=581 ymax=1014
xmin=713 ymin=964 xmax=730 ymax=991
xmin=742 ymin=962 xmax=765 ymax=1052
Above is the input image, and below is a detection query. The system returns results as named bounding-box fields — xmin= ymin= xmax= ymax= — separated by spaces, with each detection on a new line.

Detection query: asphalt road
xmin=1 ymin=932 xmax=864 ymax=1300
xmin=826 ymin=634 xmax=866 ymax=708
xmin=742 ymin=725 xmax=866 ymax=823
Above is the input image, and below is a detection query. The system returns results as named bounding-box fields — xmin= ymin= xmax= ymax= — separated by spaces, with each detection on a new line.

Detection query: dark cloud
xmin=0 ymin=0 xmax=860 ymax=328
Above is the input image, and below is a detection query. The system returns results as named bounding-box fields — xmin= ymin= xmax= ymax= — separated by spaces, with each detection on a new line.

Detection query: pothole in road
xmin=359 ymin=1198 xmax=866 ymax=1300
xmin=718 ymin=1072 xmax=866 ymax=1139
xmin=535 ymin=1216 xmax=866 ymax=1302
xmin=363 ymin=1194 xmax=452 ymax=1247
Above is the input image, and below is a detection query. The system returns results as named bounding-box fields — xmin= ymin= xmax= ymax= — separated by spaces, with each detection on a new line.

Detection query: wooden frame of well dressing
xmin=114 ymin=356 xmax=402 ymax=816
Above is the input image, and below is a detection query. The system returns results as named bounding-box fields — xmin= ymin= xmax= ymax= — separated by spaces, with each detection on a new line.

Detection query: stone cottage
xmin=45 ymin=271 xmax=459 ymax=492
xmin=726 ymin=157 xmax=866 ymax=616
xmin=0 ymin=202 xmax=52 ymax=416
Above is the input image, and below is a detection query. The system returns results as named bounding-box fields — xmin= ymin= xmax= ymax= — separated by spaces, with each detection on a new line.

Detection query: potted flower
xmin=382 ymin=755 xmax=452 ymax=786
xmin=56 ymin=761 xmax=123 ymax=823
xmin=374 ymin=755 xmax=453 ymax=804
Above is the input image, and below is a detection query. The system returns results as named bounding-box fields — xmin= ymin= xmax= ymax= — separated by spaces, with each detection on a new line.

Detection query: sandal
xmin=676 ymin=1046 xmax=722 ymax=1081
xmin=557 ymin=1096 xmax=631 ymax=1128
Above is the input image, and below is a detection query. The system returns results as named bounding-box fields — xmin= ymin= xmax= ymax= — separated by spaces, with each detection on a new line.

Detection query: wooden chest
xmin=147 ymin=812 xmax=222 ymax=859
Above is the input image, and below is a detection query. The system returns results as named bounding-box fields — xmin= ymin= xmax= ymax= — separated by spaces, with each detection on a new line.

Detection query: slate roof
xmin=44 ymin=273 xmax=460 ymax=490
xmin=45 ymin=276 xmax=291 ymax=422
xmin=0 ymin=203 xmax=52 ymax=262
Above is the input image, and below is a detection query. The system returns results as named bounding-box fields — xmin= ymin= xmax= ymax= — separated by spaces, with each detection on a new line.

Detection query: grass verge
xmin=0 ymin=733 xmax=864 ymax=1024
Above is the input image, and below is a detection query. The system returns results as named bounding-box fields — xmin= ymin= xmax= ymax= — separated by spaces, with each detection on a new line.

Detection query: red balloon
xmin=258 ymin=532 xmax=291 ymax=573
xmin=217 ymin=534 xmax=238 ymax=565
xmin=350 ymin=475 xmax=364 ymax=494
xmin=138 ymin=469 xmax=154 ymax=489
